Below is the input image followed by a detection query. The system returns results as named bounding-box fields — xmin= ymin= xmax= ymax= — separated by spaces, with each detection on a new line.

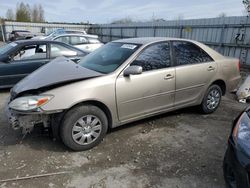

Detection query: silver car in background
xmin=32 ymin=29 xmax=87 ymax=40
xmin=52 ymin=34 xmax=103 ymax=52
xmin=5 ymin=37 xmax=241 ymax=151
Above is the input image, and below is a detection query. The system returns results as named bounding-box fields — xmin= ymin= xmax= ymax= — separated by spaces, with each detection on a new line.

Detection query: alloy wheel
xmin=206 ymin=89 xmax=221 ymax=110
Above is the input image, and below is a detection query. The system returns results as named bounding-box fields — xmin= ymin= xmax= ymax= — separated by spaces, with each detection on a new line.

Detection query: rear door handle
xmin=164 ymin=74 xmax=174 ymax=80
xmin=207 ymin=66 xmax=215 ymax=71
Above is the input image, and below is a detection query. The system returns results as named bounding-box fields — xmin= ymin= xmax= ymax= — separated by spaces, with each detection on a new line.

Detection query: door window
xmin=12 ymin=44 xmax=47 ymax=61
xmin=50 ymin=43 xmax=77 ymax=58
xmin=70 ymin=36 xmax=88 ymax=45
xmin=54 ymin=36 xmax=70 ymax=44
xmin=173 ymin=41 xmax=213 ymax=66
xmin=131 ymin=42 xmax=171 ymax=72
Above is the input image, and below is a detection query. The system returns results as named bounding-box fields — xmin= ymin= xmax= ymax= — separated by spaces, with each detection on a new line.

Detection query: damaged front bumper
xmin=5 ymin=104 xmax=50 ymax=134
xmin=4 ymin=97 xmax=63 ymax=134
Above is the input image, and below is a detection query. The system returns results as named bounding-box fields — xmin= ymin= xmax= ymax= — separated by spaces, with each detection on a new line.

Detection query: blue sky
xmin=0 ymin=0 xmax=246 ymax=23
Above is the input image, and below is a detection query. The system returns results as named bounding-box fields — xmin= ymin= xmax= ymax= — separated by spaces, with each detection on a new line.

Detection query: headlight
xmin=9 ymin=95 xmax=53 ymax=111
xmin=233 ymin=110 xmax=250 ymax=154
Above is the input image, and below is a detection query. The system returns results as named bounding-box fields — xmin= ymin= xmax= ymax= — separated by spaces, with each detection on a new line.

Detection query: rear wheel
xmin=201 ymin=84 xmax=222 ymax=114
xmin=60 ymin=105 xmax=108 ymax=151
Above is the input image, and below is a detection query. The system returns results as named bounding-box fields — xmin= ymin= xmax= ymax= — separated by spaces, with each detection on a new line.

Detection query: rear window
xmin=0 ymin=42 xmax=17 ymax=55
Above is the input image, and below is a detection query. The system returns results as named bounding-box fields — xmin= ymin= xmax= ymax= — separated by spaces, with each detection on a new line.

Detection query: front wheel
xmin=60 ymin=105 xmax=108 ymax=151
xmin=201 ymin=85 xmax=222 ymax=114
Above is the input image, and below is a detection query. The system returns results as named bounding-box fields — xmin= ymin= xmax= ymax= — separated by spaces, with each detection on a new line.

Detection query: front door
xmin=116 ymin=42 xmax=175 ymax=122
xmin=0 ymin=43 xmax=49 ymax=87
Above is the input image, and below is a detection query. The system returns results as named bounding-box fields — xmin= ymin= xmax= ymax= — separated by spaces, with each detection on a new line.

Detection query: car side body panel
xmin=12 ymin=38 xmax=241 ymax=129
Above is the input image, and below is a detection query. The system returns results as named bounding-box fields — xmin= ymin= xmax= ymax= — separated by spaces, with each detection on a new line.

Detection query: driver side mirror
xmin=123 ymin=65 xmax=143 ymax=77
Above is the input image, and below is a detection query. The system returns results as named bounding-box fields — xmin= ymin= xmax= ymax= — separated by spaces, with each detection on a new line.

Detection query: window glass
xmin=173 ymin=41 xmax=213 ymax=65
xmin=88 ymin=38 xmax=101 ymax=44
xmin=131 ymin=42 xmax=171 ymax=72
xmin=71 ymin=36 xmax=88 ymax=45
xmin=0 ymin=42 xmax=17 ymax=55
xmin=50 ymin=44 xmax=77 ymax=58
xmin=79 ymin=42 xmax=140 ymax=74
xmin=55 ymin=36 xmax=70 ymax=44
xmin=13 ymin=44 xmax=47 ymax=61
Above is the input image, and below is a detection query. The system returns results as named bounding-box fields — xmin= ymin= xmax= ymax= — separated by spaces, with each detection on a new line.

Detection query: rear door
xmin=0 ymin=43 xmax=49 ymax=87
xmin=172 ymin=41 xmax=217 ymax=107
xmin=116 ymin=42 xmax=175 ymax=121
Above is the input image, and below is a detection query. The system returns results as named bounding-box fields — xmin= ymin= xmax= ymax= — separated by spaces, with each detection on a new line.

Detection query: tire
xmin=201 ymin=84 xmax=222 ymax=114
xmin=60 ymin=105 xmax=108 ymax=151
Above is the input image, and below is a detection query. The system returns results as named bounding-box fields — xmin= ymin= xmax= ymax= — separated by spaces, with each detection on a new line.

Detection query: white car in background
xmin=51 ymin=34 xmax=103 ymax=52
xmin=32 ymin=29 xmax=87 ymax=40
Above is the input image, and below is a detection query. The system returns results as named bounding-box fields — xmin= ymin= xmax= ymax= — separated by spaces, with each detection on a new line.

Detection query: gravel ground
xmin=0 ymin=89 xmax=248 ymax=188
xmin=0 ymin=40 xmax=249 ymax=187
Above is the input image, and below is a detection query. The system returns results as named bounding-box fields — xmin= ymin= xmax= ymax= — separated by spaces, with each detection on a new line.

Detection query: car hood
xmin=12 ymin=56 xmax=103 ymax=96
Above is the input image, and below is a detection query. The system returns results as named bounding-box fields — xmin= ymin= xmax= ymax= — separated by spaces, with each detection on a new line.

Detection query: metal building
xmin=89 ymin=16 xmax=250 ymax=66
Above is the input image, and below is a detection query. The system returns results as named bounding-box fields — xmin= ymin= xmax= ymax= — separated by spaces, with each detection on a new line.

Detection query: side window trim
xmin=11 ymin=43 xmax=48 ymax=62
xmin=130 ymin=41 xmax=172 ymax=72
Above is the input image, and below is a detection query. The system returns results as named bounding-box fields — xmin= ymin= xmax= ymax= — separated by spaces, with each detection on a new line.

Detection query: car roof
xmin=113 ymin=37 xmax=225 ymax=60
xmin=113 ymin=37 xmax=197 ymax=45
xmin=53 ymin=33 xmax=99 ymax=39
xmin=12 ymin=30 xmax=30 ymax=32
xmin=65 ymin=30 xmax=86 ymax=33
xmin=13 ymin=40 xmax=68 ymax=45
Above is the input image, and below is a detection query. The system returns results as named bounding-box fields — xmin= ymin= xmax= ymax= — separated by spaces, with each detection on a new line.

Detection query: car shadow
xmin=0 ymin=105 xmax=200 ymax=153
xmin=109 ymin=106 xmax=199 ymax=134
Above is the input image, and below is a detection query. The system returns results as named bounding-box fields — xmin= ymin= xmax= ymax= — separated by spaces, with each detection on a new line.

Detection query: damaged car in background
xmin=237 ymin=75 xmax=250 ymax=103
xmin=0 ymin=40 xmax=88 ymax=88
xmin=5 ymin=37 xmax=241 ymax=151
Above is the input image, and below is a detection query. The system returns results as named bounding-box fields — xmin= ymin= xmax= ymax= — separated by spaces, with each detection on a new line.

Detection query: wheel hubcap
xmin=72 ymin=115 xmax=102 ymax=145
xmin=207 ymin=89 xmax=220 ymax=110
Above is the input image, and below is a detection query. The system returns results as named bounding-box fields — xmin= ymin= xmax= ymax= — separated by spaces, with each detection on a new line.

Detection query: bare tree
xmin=15 ymin=2 xmax=45 ymax=22
xmin=16 ymin=2 xmax=31 ymax=22
xmin=38 ymin=4 xmax=45 ymax=22
xmin=243 ymin=0 xmax=250 ymax=15
xmin=6 ymin=9 xmax=15 ymax=20
xmin=32 ymin=4 xmax=39 ymax=22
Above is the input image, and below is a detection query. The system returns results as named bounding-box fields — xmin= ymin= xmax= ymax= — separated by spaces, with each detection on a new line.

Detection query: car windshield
xmin=79 ymin=42 xmax=140 ymax=74
xmin=0 ymin=42 xmax=17 ymax=55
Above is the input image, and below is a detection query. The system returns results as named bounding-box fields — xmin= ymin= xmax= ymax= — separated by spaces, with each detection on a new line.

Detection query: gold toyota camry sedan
xmin=5 ymin=37 xmax=241 ymax=151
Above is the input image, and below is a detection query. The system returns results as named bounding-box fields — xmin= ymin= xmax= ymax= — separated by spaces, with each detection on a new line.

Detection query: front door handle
xmin=207 ymin=66 xmax=215 ymax=71
xmin=164 ymin=74 xmax=174 ymax=80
